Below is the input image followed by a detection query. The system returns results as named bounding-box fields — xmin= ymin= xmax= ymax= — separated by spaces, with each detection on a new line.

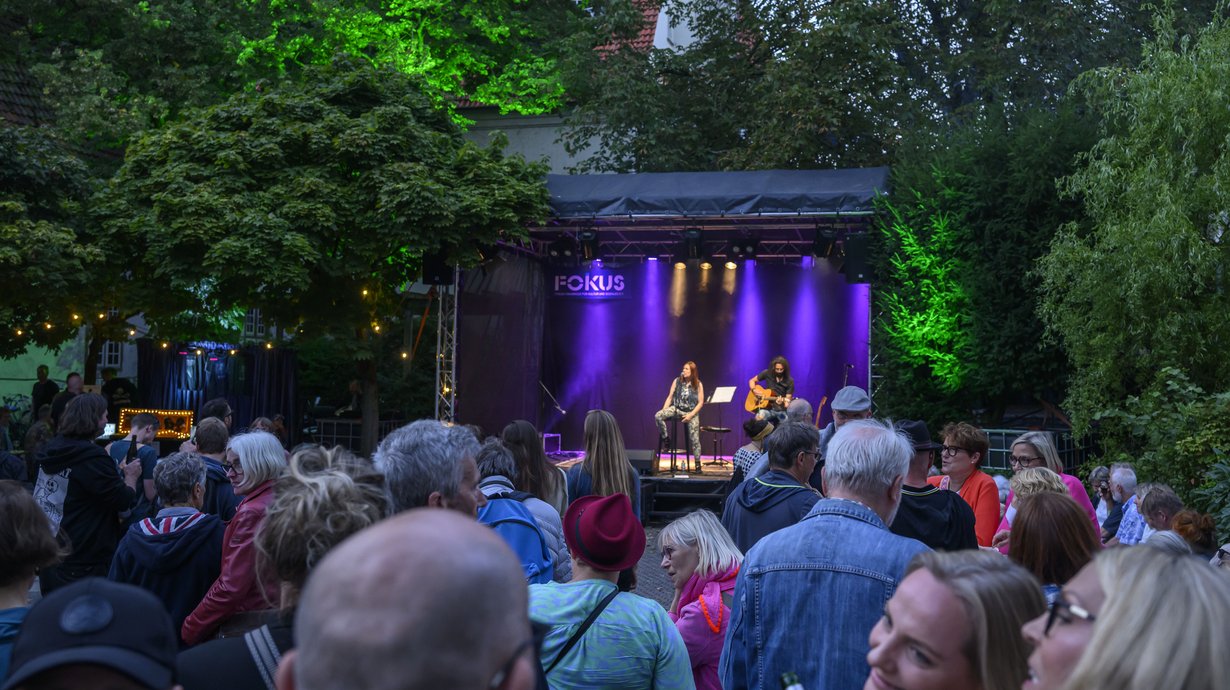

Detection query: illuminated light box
xmin=116 ymin=408 xmax=196 ymax=439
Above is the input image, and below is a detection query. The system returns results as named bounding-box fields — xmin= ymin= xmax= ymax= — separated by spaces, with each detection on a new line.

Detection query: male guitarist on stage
xmin=747 ymin=356 xmax=794 ymax=423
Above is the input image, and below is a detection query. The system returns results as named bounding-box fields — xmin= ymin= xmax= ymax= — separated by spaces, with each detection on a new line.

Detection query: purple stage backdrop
xmin=458 ymin=255 xmax=870 ymax=452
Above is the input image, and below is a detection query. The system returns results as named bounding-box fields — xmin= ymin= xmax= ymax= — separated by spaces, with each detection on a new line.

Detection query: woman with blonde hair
xmin=1021 ymin=545 xmax=1230 ymax=690
xmin=659 ymin=510 xmax=742 ymax=690
xmin=566 ymin=409 xmax=642 ymax=519
xmin=992 ymin=432 xmax=1098 ymax=550
xmin=178 ymin=444 xmax=388 ymax=688
xmin=865 ymin=550 xmax=1044 ymax=690
xmin=181 ymin=430 xmax=287 ymax=645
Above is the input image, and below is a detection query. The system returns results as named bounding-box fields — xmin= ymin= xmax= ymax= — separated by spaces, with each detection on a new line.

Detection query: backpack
xmin=479 ymin=491 xmax=554 ymax=585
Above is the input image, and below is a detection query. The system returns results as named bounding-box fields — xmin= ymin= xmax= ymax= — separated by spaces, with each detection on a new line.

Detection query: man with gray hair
xmin=721 ymin=419 xmax=929 ymax=690
xmin=373 ymin=419 xmax=486 ymax=516
xmin=1101 ymin=464 xmax=1135 ymax=542
xmin=108 ymin=452 xmax=225 ymax=645
xmin=275 ymin=510 xmax=538 ymax=690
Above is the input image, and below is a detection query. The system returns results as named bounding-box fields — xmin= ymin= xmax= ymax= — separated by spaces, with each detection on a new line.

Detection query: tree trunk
xmin=84 ymin=328 xmax=104 ymax=385
xmin=358 ymin=358 xmax=380 ymax=457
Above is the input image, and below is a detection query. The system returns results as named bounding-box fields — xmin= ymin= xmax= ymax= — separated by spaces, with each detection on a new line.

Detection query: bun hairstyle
xmin=1171 ymin=509 xmax=1217 ymax=554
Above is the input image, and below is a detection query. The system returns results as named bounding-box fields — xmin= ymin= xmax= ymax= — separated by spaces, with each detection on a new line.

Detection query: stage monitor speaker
xmin=423 ymin=252 xmax=454 ymax=285
xmin=627 ymin=448 xmax=656 ymax=476
xmin=842 ymin=234 xmax=871 ymax=283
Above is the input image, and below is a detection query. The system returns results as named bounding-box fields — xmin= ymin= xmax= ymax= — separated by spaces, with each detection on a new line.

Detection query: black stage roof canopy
xmin=528 ymin=168 xmax=889 ymax=260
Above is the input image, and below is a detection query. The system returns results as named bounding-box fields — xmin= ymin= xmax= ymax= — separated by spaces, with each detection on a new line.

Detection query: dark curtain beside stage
xmin=136 ymin=340 xmax=299 ymax=443
xmin=457 ymin=256 xmax=870 ymax=452
xmin=456 ymin=255 xmax=547 ymax=438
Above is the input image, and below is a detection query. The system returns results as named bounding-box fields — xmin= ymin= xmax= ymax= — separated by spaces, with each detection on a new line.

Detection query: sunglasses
xmin=1045 ymin=593 xmax=1097 ymax=636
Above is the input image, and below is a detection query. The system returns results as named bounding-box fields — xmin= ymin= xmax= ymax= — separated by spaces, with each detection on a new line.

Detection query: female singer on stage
xmin=655 ymin=361 xmax=705 ymax=472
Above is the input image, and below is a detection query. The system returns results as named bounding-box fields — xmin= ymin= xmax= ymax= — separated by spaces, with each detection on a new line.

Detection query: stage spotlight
xmin=700 ymin=260 xmax=713 ymax=270
xmin=725 ymin=260 xmax=737 ymax=270
xmin=674 ymin=261 xmax=686 ymax=270
xmin=578 ymin=229 xmax=600 ymax=262
xmin=682 ymin=227 xmax=704 ymax=260
xmin=729 ymin=238 xmax=758 ymax=259
xmin=548 ymin=237 xmax=577 ymax=262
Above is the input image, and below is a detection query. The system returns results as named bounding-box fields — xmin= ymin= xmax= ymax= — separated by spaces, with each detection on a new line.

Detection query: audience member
xmin=1170 ymin=509 xmax=1218 ymax=559
xmin=373 ymin=419 xmax=485 ymax=515
xmin=531 ymin=494 xmax=692 ymax=689
xmin=0 ymin=407 xmax=12 ymax=454
xmin=192 ymin=418 xmax=239 ymax=521
xmin=720 ymin=421 xmax=821 ymax=553
xmin=866 ymin=550 xmax=1045 ymax=690
xmin=0 ymin=481 xmax=61 ymax=679
xmin=33 ymin=393 xmax=141 ymax=594
xmin=721 ymin=419 xmax=929 ymax=690
xmin=1088 ymin=466 xmax=1112 ymax=526
xmin=501 ymin=419 xmax=568 ymax=516
xmin=659 ymin=510 xmax=742 ymax=690
xmin=929 ymin=422 xmax=1000 ymax=546
xmin=1 ymin=578 xmax=180 ymax=690
xmin=565 ymin=410 xmax=642 ymax=520
xmin=476 ymin=438 xmax=567 ymax=583
xmin=1007 ymin=492 xmax=1100 ymax=604
xmin=1212 ymin=543 xmax=1230 ymax=570
xmin=817 ymin=385 xmax=873 ymax=459
xmin=1020 ymin=546 xmax=1230 ymax=690
xmin=275 ymin=510 xmax=538 ymax=690
xmin=728 ymin=418 xmax=772 ymax=486
xmin=199 ymin=399 xmax=234 ymax=429
xmin=1109 ymin=481 xmax=1155 ymax=547
xmin=992 ymin=467 xmax=1071 ymax=551
xmin=180 ymin=432 xmax=286 ymax=645
xmin=891 ymin=419 xmax=978 ymax=551
xmin=106 ymin=412 xmax=161 ymax=521
xmin=179 ymin=445 xmax=387 ymax=690
xmin=1101 ymin=465 xmax=1135 ymax=542
xmin=28 ymin=366 xmax=58 ymax=426
xmin=109 ymin=453 xmax=225 ymax=646
xmin=998 ymin=432 xmax=1099 ymax=539
xmin=1138 ymin=484 xmax=1183 ymax=539
xmin=48 ymin=372 xmax=83 ymax=429
xmin=1143 ymin=529 xmax=1192 ymax=555
xmin=21 ymin=405 xmax=53 ymax=482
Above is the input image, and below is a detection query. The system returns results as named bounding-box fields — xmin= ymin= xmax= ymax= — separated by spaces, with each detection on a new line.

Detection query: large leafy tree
xmin=0 ymin=126 xmax=104 ymax=358
xmin=1039 ymin=13 xmax=1230 ymax=498
xmin=560 ymin=0 xmax=1218 ymax=172
xmin=98 ymin=59 xmax=550 ymax=451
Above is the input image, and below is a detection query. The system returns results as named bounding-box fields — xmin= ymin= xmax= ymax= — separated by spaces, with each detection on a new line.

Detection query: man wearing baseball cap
xmin=529 ymin=494 xmax=693 ymax=689
xmin=817 ymin=385 xmax=873 ymax=460
xmin=2 ymin=578 xmax=179 ymax=690
xmin=890 ymin=420 xmax=978 ymax=551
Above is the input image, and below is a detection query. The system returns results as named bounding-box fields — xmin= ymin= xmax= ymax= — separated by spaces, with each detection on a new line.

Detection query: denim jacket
xmin=719 ymin=498 xmax=930 ymax=690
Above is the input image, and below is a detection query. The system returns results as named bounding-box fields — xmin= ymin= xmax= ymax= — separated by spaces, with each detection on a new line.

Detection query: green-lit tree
xmin=98 ymin=59 xmax=550 ymax=452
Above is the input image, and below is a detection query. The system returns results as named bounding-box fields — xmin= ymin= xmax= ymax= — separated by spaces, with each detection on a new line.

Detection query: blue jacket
xmin=566 ymin=464 xmax=642 ymax=521
xmin=720 ymin=498 xmax=929 ymax=690
xmin=0 ymin=606 xmax=28 ymax=681
xmin=200 ymin=456 xmax=240 ymax=523
xmin=108 ymin=508 xmax=225 ymax=646
xmin=721 ymin=470 xmax=819 ymax=553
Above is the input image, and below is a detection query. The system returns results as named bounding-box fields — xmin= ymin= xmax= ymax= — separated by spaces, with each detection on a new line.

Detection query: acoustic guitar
xmin=744 ymin=385 xmax=787 ymax=413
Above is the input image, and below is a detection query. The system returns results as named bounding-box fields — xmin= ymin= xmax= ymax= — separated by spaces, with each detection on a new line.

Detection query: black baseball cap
xmin=2 ymin=578 xmax=177 ymax=690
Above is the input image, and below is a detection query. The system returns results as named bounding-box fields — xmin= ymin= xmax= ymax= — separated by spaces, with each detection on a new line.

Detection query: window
xmin=243 ymin=308 xmax=266 ymax=338
xmin=98 ymin=340 xmax=122 ymax=369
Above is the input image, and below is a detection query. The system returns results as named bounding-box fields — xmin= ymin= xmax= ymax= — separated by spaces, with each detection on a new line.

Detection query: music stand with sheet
xmin=702 ymin=386 xmax=738 ymax=465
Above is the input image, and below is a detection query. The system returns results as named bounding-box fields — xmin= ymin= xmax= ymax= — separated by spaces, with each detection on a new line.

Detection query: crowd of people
xmin=0 ymin=380 xmax=1228 ymax=690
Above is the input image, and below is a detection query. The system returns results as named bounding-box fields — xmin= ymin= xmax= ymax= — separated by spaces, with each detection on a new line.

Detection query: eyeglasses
xmin=1045 ymin=593 xmax=1097 ymax=636
xmin=489 ymin=637 xmax=535 ymax=688
xmin=1010 ymin=455 xmax=1043 ymax=468
xmin=222 ymin=462 xmax=241 ymax=474
xmin=940 ymin=445 xmax=970 ymax=456
xmin=799 ymin=449 xmax=820 ymax=459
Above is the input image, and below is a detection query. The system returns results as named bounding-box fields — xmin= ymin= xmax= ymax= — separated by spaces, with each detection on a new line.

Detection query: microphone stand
xmin=539 ymin=381 xmax=566 ymax=417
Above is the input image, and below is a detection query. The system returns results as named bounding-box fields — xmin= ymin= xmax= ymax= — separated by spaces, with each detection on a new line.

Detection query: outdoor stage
xmin=553 ymin=451 xmax=735 ymax=523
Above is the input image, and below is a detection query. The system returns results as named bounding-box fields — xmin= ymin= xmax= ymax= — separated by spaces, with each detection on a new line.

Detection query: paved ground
xmin=635 ymin=524 xmax=674 ymax=609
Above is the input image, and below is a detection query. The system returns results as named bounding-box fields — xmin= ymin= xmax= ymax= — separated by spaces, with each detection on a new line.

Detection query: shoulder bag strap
xmin=543 ymin=586 xmax=620 ymax=674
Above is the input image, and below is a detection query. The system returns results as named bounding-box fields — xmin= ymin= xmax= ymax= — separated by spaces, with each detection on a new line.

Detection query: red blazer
xmin=181 ymin=480 xmax=279 ymax=645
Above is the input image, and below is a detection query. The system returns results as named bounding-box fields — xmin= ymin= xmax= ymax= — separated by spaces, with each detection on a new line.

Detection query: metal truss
xmin=434 ymin=269 xmax=459 ymax=422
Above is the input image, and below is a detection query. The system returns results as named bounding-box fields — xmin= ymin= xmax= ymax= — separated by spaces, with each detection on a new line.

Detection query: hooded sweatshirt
xmin=890 ymin=484 xmax=979 ymax=551
xmin=0 ymin=606 xmax=28 ymax=680
xmin=34 ymin=436 xmax=136 ymax=569
xmin=721 ymin=469 xmax=819 ymax=553
xmin=109 ymin=507 xmax=225 ymax=646
xmin=200 ymin=455 xmax=240 ymax=523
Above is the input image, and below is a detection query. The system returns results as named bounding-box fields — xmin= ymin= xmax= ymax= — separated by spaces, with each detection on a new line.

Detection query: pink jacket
xmin=997 ymin=472 xmax=1100 ymax=553
xmin=669 ymin=565 xmax=739 ymax=690
xmin=181 ymin=480 xmax=280 ymax=644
